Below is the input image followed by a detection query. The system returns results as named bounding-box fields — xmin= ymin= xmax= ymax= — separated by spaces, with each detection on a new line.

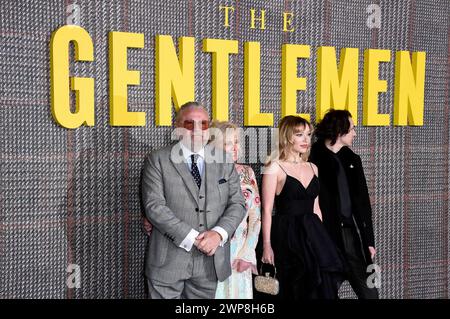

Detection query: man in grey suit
xmin=142 ymin=101 xmax=246 ymax=299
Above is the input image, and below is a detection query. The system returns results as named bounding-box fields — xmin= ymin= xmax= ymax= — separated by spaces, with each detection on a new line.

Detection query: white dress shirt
xmin=178 ymin=142 xmax=228 ymax=252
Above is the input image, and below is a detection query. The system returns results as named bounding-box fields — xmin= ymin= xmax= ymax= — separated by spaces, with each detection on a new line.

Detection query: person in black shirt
xmin=309 ymin=109 xmax=379 ymax=299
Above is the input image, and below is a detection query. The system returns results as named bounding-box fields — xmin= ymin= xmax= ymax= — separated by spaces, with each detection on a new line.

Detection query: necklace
xmin=286 ymin=158 xmax=302 ymax=164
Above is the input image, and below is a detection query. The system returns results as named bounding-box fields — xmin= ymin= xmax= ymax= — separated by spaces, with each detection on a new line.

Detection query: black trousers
xmin=341 ymin=227 xmax=379 ymax=299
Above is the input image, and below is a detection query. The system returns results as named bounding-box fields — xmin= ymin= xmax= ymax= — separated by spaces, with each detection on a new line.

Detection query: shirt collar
xmin=179 ymin=141 xmax=205 ymax=162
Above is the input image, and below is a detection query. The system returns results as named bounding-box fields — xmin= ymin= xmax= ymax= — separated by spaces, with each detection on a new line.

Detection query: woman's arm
xmin=234 ymin=167 xmax=262 ymax=273
xmin=313 ymin=196 xmax=323 ymax=222
xmin=236 ymin=167 xmax=262 ymax=258
xmin=311 ymin=163 xmax=322 ymax=221
xmin=261 ymin=163 xmax=279 ymax=265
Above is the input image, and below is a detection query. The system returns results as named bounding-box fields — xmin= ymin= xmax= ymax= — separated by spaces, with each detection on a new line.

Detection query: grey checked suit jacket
xmin=142 ymin=142 xmax=246 ymax=282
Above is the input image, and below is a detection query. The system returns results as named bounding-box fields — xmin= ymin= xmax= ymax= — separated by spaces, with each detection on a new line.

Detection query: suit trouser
xmin=147 ymin=249 xmax=218 ymax=299
xmin=341 ymin=227 xmax=379 ymax=299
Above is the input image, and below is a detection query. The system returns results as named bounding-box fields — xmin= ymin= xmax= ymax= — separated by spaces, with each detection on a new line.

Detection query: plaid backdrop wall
xmin=0 ymin=0 xmax=449 ymax=299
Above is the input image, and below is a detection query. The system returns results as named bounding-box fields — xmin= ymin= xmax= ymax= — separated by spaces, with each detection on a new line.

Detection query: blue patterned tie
xmin=190 ymin=154 xmax=201 ymax=188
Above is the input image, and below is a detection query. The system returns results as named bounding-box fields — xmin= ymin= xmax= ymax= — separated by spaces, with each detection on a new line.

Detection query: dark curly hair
xmin=314 ymin=109 xmax=353 ymax=146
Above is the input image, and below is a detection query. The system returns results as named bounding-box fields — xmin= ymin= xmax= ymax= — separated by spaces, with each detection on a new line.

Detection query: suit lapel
xmin=170 ymin=142 xmax=199 ymax=204
xmin=204 ymin=160 xmax=217 ymax=197
xmin=204 ymin=144 xmax=220 ymax=196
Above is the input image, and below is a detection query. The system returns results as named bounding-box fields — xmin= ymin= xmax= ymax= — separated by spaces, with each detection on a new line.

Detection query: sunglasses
xmin=183 ymin=120 xmax=209 ymax=131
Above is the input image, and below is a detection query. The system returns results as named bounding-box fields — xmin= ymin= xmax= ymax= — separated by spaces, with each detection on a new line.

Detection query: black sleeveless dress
xmin=271 ymin=165 xmax=346 ymax=299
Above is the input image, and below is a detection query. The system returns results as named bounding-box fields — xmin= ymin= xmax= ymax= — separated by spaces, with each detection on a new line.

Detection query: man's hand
xmin=195 ymin=231 xmax=222 ymax=256
xmin=143 ymin=217 xmax=152 ymax=236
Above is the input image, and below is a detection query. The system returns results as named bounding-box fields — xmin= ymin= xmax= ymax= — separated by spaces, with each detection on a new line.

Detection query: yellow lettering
xmin=155 ymin=36 xmax=195 ymax=126
xmin=250 ymin=9 xmax=266 ymax=30
xmin=244 ymin=42 xmax=274 ymax=126
xmin=394 ymin=51 xmax=426 ymax=126
xmin=283 ymin=12 xmax=294 ymax=32
xmin=363 ymin=49 xmax=391 ymax=126
xmin=109 ymin=31 xmax=145 ymax=126
xmin=282 ymin=44 xmax=311 ymax=121
xmin=317 ymin=47 xmax=359 ymax=123
xmin=50 ymin=25 xmax=94 ymax=129
xmin=219 ymin=5 xmax=235 ymax=28
xmin=203 ymin=38 xmax=238 ymax=121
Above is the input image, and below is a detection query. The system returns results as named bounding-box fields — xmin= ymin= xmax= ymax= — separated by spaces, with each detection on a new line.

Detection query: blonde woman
xmin=261 ymin=115 xmax=345 ymax=299
xmin=211 ymin=121 xmax=261 ymax=299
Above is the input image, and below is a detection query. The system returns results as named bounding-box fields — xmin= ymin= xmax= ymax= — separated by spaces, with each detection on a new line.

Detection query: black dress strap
xmin=309 ymin=162 xmax=317 ymax=177
xmin=277 ymin=162 xmax=288 ymax=175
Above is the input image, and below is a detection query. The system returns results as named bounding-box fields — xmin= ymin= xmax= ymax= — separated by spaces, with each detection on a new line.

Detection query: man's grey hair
xmin=175 ymin=101 xmax=208 ymax=126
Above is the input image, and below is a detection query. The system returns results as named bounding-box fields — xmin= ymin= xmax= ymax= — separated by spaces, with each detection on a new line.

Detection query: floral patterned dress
xmin=215 ymin=164 xmax=261 ymax=299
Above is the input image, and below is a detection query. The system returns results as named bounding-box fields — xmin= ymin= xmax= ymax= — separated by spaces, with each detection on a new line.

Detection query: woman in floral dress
xmin=211 ymin=121 xmax=261 ymax=299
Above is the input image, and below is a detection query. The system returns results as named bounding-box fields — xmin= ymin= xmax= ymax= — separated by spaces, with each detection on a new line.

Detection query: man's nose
xmin=193 ymin=122 xmax=204 ymax=131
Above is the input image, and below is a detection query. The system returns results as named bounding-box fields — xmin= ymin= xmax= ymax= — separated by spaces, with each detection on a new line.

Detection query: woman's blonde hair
xmin=210 ymin=120 xmax=238 ymax=132
xmin=209 ymin=120 xmax=238 ymax=147
xmin=265 ymin=115 xmax=312 ymax=166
